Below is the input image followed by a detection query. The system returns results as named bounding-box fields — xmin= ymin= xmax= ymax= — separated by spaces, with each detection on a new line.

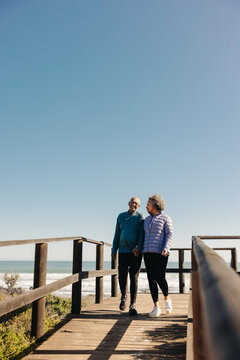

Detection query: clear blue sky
xmin=0 ymin=0 xmax=239 ymax=261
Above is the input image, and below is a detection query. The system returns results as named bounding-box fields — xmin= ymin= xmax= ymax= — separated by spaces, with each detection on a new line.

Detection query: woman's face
xmin=146 ymin=200 xmax=156 ymax=215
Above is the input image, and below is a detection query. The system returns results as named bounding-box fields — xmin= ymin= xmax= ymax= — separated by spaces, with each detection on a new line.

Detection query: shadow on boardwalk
xmin=133 ymin=323 xmax=186 ymax=359
xmin=25 ymin=294 xmax=189 ymax=360
xmin=31 ymin=315 xmax=187 ymax=360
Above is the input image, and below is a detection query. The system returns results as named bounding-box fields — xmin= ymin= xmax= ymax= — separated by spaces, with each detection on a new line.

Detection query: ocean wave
xmin=0 ymin=272 xmax=190 ymax=298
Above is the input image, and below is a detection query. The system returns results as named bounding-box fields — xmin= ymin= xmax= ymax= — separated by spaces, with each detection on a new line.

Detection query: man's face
xmin=146 ymin=200 xmax=156 ymax=215
xmin=128 ymin=198 xmax=140 ymax=213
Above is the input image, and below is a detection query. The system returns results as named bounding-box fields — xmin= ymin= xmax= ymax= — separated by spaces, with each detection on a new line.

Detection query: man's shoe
xmin=165 ymin=298 xmax=172 ymax=314
xmin=129 ymin=304 xmax=138 ymax=316
xmin=119 ymin=297 xmax=127 ymax=311
xmin=148 ymin=306 xmax=161 ymax=317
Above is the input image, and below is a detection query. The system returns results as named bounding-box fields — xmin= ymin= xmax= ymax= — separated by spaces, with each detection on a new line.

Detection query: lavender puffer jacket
xmin=142 ymin=213 xmax=173 ymax=254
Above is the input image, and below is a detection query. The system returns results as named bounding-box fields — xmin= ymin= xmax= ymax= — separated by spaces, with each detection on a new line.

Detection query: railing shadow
xmin=32 ymin=311 xmax=188 ymax=360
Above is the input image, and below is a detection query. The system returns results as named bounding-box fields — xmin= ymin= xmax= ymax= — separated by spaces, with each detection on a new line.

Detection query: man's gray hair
xmin=148 ymin=194 xmax=165 ymax=211
xmin=129 ymin=196 xmax=140 ymax=204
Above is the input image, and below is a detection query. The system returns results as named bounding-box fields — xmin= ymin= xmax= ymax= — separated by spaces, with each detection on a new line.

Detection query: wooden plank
xmin=198 ymin=236 xmax=240 ymax=239
xmin=24 ymin=294 xmax=188 ymax=360
xmin=0 ymin=237 xmax=83 ymax=247
xmin=0 ymin=274 xmax=78 ymax=317
xmin=0 ymin=236 xmax=112 ymax=247
xmin=0 ymin=269 xmax=118 ymax=317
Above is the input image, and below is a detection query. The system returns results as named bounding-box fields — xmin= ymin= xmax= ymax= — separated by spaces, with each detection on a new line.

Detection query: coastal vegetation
xmin=0 ymin=272 xmax=94 ymax=360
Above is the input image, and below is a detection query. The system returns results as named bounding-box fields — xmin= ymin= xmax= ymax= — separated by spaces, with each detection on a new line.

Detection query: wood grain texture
xmin=24 ymin=293 xmax=189 ymax=360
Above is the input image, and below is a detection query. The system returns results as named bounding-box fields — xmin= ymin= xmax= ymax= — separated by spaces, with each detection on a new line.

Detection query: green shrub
xmin=0 ymin=268 xmax=97 ymax=360
xmin=0 ymin=307 xmax=33 ymax=360
xmin=0 ymin=294 xmax=72 ymax=360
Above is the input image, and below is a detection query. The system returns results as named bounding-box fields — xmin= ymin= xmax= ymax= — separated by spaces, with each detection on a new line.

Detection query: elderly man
xmin=112 ymin=197 xmax=144 ymax=316
xmin=143 ymin=194 xmax=173 ymax=317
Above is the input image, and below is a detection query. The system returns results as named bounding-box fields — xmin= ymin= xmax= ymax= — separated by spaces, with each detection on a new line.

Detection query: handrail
xmin=0 ymin=236 xmax=112 ymax=247
xmin=0 ymin=269 xmax=117 ymax=317
xmin=196 ymin=235 xmax=240 ymax=239
xmin=191 ymin=236 xmax=240 ymax=360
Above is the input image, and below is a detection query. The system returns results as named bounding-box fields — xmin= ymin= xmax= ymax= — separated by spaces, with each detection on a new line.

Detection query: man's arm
xmin=112 ymin=217 xmax=121 ymax=257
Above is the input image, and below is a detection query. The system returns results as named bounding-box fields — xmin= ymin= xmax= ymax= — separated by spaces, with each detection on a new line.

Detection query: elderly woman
xmin=142 ymin=194 xmax=173 ymax=317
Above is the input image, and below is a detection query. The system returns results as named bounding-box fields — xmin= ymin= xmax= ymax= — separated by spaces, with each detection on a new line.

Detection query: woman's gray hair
xmin=148 ymin=194 xmax=165 ymax=211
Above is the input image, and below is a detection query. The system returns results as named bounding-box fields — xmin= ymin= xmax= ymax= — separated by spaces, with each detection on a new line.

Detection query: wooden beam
xmin=0 ymin=237 xmax=112 ymax=248
xmin=95 ymin=244 xmax=104 ymax=303
xmin=31 ymin=243 xmax=48 ymax=338
xmin=193 ymin=236 xmax=240 ymax=360
xmin=179 ymin=249 xmax=185 ymax=293
xmin=71 ymin=239 xmax=83 ymax=314
xmin=111 ymin=255 xmax=118 ymax=297
xmin=0 ymin=273 xmax=79 ymax=317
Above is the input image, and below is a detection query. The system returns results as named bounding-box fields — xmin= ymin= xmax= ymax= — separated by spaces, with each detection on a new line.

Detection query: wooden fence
xmin=0 ymin=236 xmax=239 ymax=342
xmin=0 ymin=236 xmax=118 ymax=338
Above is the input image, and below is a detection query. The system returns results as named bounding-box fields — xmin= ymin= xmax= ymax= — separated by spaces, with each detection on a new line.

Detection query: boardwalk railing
xmin=0 ymin=236 xmax=239 ymax=343
xmin=190 ymin=235 xmax=240 ymax=360
xmin=145 ymin=247 xmax=238 ymax=294
xmin=0 ymin=236 xmax=118 ymax=338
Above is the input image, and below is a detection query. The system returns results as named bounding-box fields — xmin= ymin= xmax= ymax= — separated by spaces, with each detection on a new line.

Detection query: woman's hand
xmin=161 ymin=249 xmax=169 ymax=257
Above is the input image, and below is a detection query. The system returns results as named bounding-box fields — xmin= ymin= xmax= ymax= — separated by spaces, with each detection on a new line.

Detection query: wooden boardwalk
xmin=25 ymin=293 xmax=189 ymax=360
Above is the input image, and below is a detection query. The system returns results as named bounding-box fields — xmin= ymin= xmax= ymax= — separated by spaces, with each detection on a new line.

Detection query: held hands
xmin=133 ymin=248 xmax=140 ymax=257
xmin=161 ymin=249 xmax=169 ymax=257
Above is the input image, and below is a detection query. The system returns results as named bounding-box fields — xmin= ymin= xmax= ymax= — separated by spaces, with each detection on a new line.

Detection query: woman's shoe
xmin=165 ymin=298 xmax=172 ymax=314
xmin=148 ymin=306 xmax=161 ymax=317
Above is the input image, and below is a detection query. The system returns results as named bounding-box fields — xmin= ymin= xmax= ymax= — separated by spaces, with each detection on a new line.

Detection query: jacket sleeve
xmin=112 ymin=217 xmax=121 ymax=254
xmin=163 ymin=216 xmax=173 ymax=252
xmin=137 ymin=216 xmax=145 ymax=251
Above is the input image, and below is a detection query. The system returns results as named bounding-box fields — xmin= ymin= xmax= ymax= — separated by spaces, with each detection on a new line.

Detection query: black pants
xmin=144 ymin=252 xmax=169 ymax=302
xmin=118 ymin=252 xmax=142 ymax=305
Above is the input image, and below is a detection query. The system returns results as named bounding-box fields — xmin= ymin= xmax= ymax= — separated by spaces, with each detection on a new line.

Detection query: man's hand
xmin=133 ymin=248 xmax=140 ymax=257
xmin=161 ymin=249 xmax=169 ymax=257
xmin=111 ymin=253 xmax=116 ymax=261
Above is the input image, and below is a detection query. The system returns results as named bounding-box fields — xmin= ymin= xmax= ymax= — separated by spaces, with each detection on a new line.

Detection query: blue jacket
xmin=143 ymin=213 xmax=173 ymax=254
xmin=112 ymin=211 xmax=144 ymax=254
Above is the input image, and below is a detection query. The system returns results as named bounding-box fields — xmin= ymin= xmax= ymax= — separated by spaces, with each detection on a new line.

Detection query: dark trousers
xmin=118 ymin=252 xmax=142 ymax=305
xmin=144 ymin=252 xmax=169 ymax=302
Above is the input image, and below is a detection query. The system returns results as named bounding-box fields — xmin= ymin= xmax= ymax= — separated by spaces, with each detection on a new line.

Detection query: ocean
xmin=0 ymin=260 xmax=192 ymax=297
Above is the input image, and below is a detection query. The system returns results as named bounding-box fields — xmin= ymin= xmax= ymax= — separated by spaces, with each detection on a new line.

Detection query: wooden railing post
xmin=31 ymin=243 xmax=48 ymax=338
xmin=230 ymin=248 xmax=238 ymax=272
xmin=179 ymin=249 xmax=185 ymax=293
xmin=96 ymin=243 xmax=103 ymax=303
xmin=111 ymin=255 xmax=118 ymax=297
xmin=71 ymin=239 xmax=83 ymax=314
xmin=192 ymin=238 xmax=205 ymax=360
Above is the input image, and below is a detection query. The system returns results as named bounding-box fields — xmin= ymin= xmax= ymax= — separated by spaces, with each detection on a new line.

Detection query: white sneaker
xmin=165 ymin=299 xmax=172 ymax=314
xmin=148 ymin=306 xmax=161 ymax=317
